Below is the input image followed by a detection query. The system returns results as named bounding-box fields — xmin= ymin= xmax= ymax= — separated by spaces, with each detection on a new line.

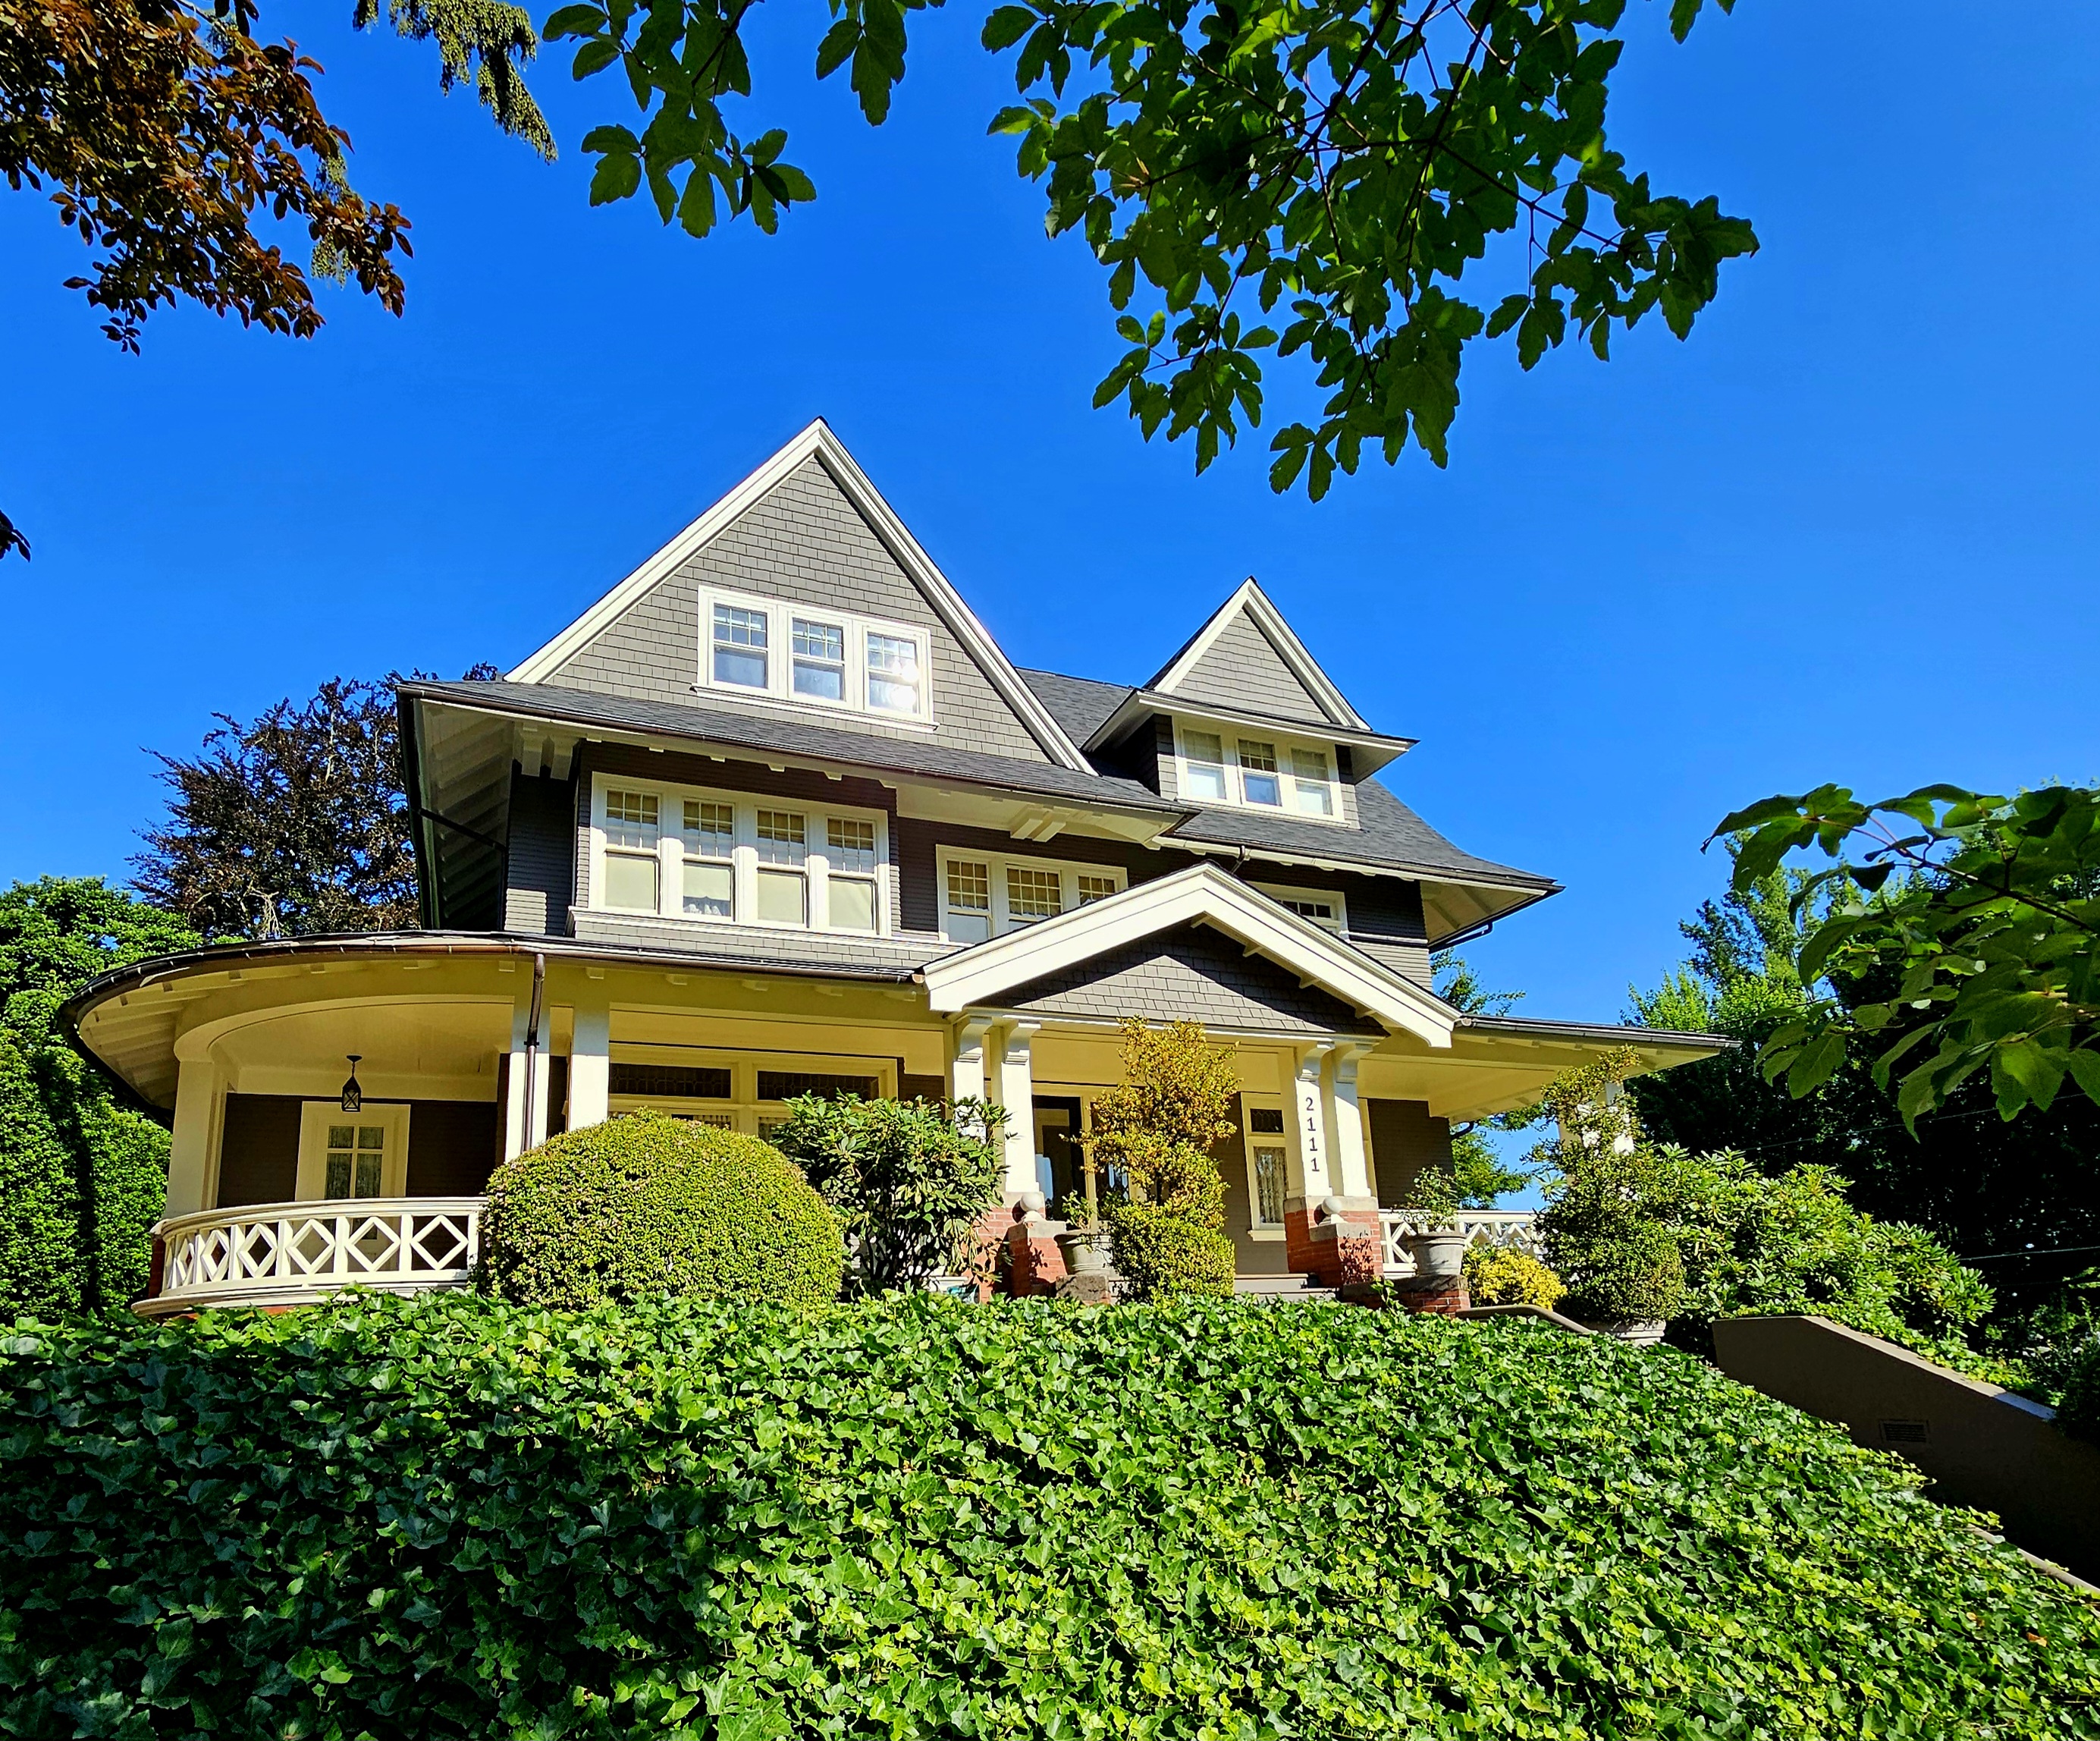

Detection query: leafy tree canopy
xmin=5 ymin=0 xmax=1756 ymax=552
xmin=131 ymin=666 xmax=493 ymax=938
xmin=1715 ymin=784 xmax=2100 ymax=1126
xmin=1433 ymin=951 xmax=1533 ymax=1205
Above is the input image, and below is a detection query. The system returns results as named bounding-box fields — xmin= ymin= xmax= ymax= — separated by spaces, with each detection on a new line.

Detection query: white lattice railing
xmin=140 ymin=1198 xmax=485 ymax=1316
xmin=1380 ymin=1209 xmax=1542 ymax=1277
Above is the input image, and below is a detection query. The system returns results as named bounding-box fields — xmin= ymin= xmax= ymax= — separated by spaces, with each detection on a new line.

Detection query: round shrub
xmin=1464 ymin=1244 xmax=1565 ymax=1311
xmin=1107 ymin=1202 xmax=1235 ymax=1300
xmin=481 ymin=1111 xmax=843 ymax=1309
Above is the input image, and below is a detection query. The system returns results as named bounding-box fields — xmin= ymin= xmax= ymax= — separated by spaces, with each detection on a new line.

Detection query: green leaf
xmin=981 ymin=5 xmax=1037 ymax=51
xmin=542 ymin=3 xmax=607 ymax=39
xmin=589 ymin=150 xmax=641 ymax=204
xmin=570 ymin=36 xmax=621 ymax=77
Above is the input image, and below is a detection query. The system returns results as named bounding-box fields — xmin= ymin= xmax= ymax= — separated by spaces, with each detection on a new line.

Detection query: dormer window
xmin=1182 ymin=730 xmax=1229 ymax=801
xmin=1238 ymin=740 xmax=1282 ymax=806
xmin=1170 ymin=721 xmax=1344 ymax=821
xmin=695 ymin=585 xmax=934 ymax=724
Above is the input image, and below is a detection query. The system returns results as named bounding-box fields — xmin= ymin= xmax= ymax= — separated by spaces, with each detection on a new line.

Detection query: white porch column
xmin=1284 ymin=1043 xmax=1331 ymax=1210
xmin=994 ymin=1021 xmax=1040 ymax=1199
xmin=1323 ymin=1042 xmax=1376 ymax=1205
xmin=568 ymin=991 xmax=611 ymax=1133
xmin=949 ymin=1017 xmax=993 ymax=1105
xmin=165 ymin=1055 xmax=224 ymax=1217
xmin=504 ymin=983 xmax=552 ymax=1160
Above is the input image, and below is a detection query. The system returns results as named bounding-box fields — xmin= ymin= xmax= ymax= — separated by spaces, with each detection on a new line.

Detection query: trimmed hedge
xmin=1104 ymin=1199 xmax=1236 ymax=1299
xmin=7 ymin=1294 xmax=2100 ymax=1738
xmin=481 ymin=1112 xmax=843 ymax=1308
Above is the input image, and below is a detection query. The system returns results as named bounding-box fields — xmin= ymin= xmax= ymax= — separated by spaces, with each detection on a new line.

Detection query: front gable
xmin=1149 ymin=580 xmax=1369 ymax=730
xmin=507 ymin=423 xmax=1086 ymax=770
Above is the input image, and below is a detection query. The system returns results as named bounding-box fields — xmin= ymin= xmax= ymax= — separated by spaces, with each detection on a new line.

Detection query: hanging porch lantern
xmin=341 ymin=1054 xmax=364 ymax=1114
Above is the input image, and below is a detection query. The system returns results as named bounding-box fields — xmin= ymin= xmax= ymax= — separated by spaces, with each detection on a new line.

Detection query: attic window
xmin=696 ymin=585 xmax=934 ymax=724
xmin=1253 ymin=883 xmax=1348 ymax=933
xmin=1171 ymin=720 xmax=1345 ymax=822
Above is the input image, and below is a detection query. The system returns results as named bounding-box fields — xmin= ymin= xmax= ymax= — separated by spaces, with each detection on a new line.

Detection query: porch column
xmin=569 ymin=991 xmax=611 ymax=1133
xmin=949 ymin=1016 xmax=993 ymax=1105
xmin=165 ymin=1055 xmax=224 ymax=1218
xmin=1323 ymin=1042 xmax=1376 ymax=1206
xmin=1286 ymin=1043 xmax=1331 ymax=1205
xmin=504 ymin=985 xmax=552 ymax=1160
xmin=995 ymin=1021 xmax=1041 ymax=1199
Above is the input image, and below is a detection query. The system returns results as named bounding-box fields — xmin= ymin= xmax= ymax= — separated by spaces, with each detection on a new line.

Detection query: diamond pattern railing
xmin=146 ymin=1199 xmax=485 ymax=1314
xmin=1380 ymin=1209 xmax=1543 ymax=1277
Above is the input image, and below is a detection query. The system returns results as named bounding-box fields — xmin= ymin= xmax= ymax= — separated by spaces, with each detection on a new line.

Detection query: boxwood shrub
xmin=5 ymin=1295 xmax=2100 ymax=1739
xmin=481 ymin=1111 xmax=843 ymax=1308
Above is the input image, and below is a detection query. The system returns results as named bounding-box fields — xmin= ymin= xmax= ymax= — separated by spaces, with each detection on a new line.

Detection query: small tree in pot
xmin=1394 ymin=1164 xmax=1470 ymax=1280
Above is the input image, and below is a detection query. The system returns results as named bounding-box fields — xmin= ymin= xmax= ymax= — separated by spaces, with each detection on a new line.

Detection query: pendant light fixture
xmin=340 ymin=1054 xmax=363 ymax=1114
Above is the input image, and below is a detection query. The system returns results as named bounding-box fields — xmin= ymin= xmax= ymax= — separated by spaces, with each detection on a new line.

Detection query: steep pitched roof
xmin=504 ymin=420 xmax=1092 ymax=774
xmin=1145 ymin=578 xmax=1370 ymax=731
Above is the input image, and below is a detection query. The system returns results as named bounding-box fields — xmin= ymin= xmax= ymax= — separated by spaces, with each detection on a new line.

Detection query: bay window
xmin=695 ymin=584 xmax=934 ymax=724
xmin=592 ymin=778 xmax=889 ymax=936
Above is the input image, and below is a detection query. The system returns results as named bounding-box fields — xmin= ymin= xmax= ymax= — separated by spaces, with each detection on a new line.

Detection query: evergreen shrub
xmin=5 ymin=1293 xmax=2100 ymax=1736
xmin=481 ymin=1111 xmax=842 ymax=1308
xmin=1463 ymin=1244 xmax=1565 ymax=1310
xmin=1103 ymin=1199 xmax=1235 ymax=1299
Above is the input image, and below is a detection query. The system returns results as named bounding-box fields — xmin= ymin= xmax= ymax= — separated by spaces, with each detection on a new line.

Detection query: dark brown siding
xmin=900 ymin=1073 xmax=946 ymax=1103
xmin=215 ymin=1094 xmax=301 ymax=1207
xmin=1366 ymin=1098 xmax=1454 ymax=1207
xmin=406 ymin=1101 xmax=504 ymax=1196
xmin=506 ymin=769 xmax=577 ymax=934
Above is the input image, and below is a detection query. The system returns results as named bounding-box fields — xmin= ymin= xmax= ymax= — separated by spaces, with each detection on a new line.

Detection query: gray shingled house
xmin=66 ymin=421 xmax=1719 ymax=1312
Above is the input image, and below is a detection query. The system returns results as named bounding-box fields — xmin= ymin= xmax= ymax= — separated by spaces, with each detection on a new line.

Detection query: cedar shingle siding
xmin=1170 ymin=609 xmax=1333 ymax=724
xmin=540 ymin=457 xmax=1054 ymax=764
xmin=1000 ymin=924 xmax=1381 ymax=1033
xmin=504 ymin=771 xmax=576 ymax=933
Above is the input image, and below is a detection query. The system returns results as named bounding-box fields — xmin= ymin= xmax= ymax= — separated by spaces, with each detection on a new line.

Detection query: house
xmin=64 ymin=422 xmax=1722 ymax=1313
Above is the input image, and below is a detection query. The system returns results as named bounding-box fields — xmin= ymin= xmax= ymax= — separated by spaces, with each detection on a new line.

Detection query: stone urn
xmin=1400 ymin=1229 xmax=1470 ymax=1281
xmin=1055 ymin=1230 xmax=1113 ymax=1278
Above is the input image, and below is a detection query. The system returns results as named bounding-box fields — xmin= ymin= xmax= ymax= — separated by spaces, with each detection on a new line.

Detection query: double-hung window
xmin=681 ymin=800 xmax=735 ymax=917
xmin=1290 ymin=749 xmax=1334 ymax=816
xmin=711 ymin=605 xmax=770 ymax=690
xmin=792 ymin=618 xmax=846 ymax=701
xmin=865 ymin=633 xmax=922 ymax=716
xmin=603 ymin=790 xmax=661 ymax=911
xmin=826 ymin=818 xmax=879 ymax=932
xmin=937 ymin=851 xmax=1126 ymax=941
xmin=593 ymin=779 xmax=889 ymax=937
xmin=1238 ymin=740 xmax=1282 ymax=807
xmin=696 ymin=585 xmax=934 ymax=723
xmin=1244 ymin=1103 xmax=1289 ymax=1227
xmin=1182 ymin=730 xmax=1229 ymax=801
xmin=755 ymin=809 xmax=808 ymax=925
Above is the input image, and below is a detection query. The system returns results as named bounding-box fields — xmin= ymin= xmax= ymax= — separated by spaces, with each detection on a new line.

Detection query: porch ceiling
xmin=1361 ymin=1020 xmax=1728 ymax=1121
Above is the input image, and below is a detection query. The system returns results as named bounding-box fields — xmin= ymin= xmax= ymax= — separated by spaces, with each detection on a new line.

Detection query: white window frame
xmin=590 ymin=775 xmax=892 ymax=937
xmin=1251 ymin=882 xmax=1348 ymax=934
xmin=294 ymin=1102 xmax=411 ymax=1202
xmin=1240 ymin=1095 xmax=1289 ymax=1235
xmin=694 ymin=583 xmax=935 ymax=727
xmin=604 ymin=1048 xmax=898 ymax=1137
xmin=934 ymin=849 xmax=1128 ymax=943
xmin=1170 ymin=719 xmax=1340 ymax=819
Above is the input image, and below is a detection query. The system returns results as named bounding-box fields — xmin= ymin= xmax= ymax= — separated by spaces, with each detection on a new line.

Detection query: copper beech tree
xmin=0 ymin=0 xmax=549 ymax=555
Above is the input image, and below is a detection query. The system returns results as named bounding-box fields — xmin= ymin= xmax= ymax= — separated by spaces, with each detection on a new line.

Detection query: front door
xmin=1032 ymin=1097 xmax=1084 ymax=1212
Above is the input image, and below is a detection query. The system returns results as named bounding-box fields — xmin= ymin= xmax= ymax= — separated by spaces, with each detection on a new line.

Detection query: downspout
xmin=521 ymin=950 xmax=546 ymax=1151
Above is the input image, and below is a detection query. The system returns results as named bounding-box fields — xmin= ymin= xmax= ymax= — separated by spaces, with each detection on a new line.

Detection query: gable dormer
xmin=1080 ymin=580 xmax=1412 ymax=829
xmin=504 ymin=421 xmax=1090 ymax=773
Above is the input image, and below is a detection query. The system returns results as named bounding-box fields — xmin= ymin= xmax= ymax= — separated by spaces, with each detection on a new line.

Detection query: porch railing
xmin=1380 ymin=1209 xmax=1543 ymax=1278
xmin=139 ymin=1198 xmax=485 ymax=1317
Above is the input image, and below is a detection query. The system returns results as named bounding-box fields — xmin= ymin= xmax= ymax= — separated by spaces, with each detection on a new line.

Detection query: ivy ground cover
xmin=5 ymin=1295 xmax=2098 ymax=1739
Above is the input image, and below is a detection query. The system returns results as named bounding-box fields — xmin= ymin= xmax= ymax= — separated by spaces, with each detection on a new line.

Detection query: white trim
xmin=505 ymin=420 xmax=1093 ymax=772
xmin=589 ymin=773 xmax=891 ymax=938
xmin=293 ymin=1102 xmax=411 ymax=1202
xmin=935 ymin=847 xmax=1126 ymax=944
xmin=695 ymin=583 xmax=935 ymax=728
xmin=921 ymin=863 xmax=1456 ymax=1046
xmin=1147 ymin=579 xmax=1370 ymax=731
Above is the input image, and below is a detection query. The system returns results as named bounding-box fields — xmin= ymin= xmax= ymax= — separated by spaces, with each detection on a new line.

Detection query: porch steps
xmin=1233 ymin=1273 xmax=1338 ymax=1304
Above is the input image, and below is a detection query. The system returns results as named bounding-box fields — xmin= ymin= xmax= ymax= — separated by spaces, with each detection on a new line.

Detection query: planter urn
xmin=1056 ymin=1230 xmax=1112 ymax=1277
xmin=1594 ymin=1318 xmax=1667 ymax=1347
xmin=1401 ymin=1230 xmax=1471 ymax=1281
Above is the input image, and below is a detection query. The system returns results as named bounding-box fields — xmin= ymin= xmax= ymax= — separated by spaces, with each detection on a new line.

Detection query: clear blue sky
xmin=3 ymin=1 xmax=2095 ymax=1029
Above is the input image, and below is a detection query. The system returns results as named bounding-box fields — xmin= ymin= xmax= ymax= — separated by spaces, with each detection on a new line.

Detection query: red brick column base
xmin=1343 ymin=1275 xmax=1471 ymax=1315
xmin=1003 ymin=1224 xmax=1069 ymax=1297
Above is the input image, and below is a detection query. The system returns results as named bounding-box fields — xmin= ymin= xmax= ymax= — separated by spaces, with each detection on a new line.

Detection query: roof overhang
xmin=920 ymin=863 xmax=1458 ymax=1045
xmin=1364 ymin=1015 xmax=1731 ymax=1120
xmin=1147 ymin=578 xmax=1372 ymax=731
xmin=1084 ymin=688 xmax=1416 ymax=778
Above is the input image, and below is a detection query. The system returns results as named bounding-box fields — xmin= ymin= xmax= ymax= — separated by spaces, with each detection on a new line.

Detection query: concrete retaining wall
xmin=1712 ymin=1314 xmax=2100 ymax=1582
